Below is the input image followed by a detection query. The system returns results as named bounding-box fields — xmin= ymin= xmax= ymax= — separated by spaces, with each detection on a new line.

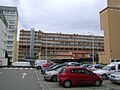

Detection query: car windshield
xmin=56 ymin=67 xmax=62 ymax=72
xmin=101 ymin=66 xmax=111 ymax=70
xmin=52 ymin=64 xmax=64 ymax=70
xmin=80 ymin=64 xmax=90 ymax=68
xmin=50 ymin=64 xmax=57 ymax=68
xmin=59 ymin=67 xmax=66 ymax=73
xmin=87 ymin=65 xmax=93 ymax=68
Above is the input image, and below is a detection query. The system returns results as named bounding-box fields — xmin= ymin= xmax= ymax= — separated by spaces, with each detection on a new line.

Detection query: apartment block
xmin=99 ymin=0 xmax=120 ymax=64
xmin=0 ymin=11 xmax=7 ymax=58
xmin=0 ymin=6 xmax=18 ymax=62
xmin=18 ymin=29 xmax=104 ymax=62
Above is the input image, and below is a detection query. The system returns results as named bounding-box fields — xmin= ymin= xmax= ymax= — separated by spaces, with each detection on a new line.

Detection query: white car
xmin=94 ymin=62 xmax=120 ymax=80
xmin=44 ymin=67 xmax=62 ymax=82
xmin=35 ymin=60 xmax=52 ymax=69
xmin=109 ymin=71 xmax=120 ymax=84
xmin=87 ymin=64 xmax=105 ymax=71
xmin=12 ymin=62 xmax=31 ymax=67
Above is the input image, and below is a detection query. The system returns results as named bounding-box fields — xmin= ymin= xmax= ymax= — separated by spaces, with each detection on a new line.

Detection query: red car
xmin=57 ymin=66 xmax=103 ymax=88
xmin=42 ymin=62 xmax=53 ymax=68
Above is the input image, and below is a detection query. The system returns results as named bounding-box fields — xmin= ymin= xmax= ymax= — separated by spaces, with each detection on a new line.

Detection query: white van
xmin=93 ymin=62 xmax=120 ymax=79
xmin=35 ymin=60 xmax=52 ymax=69
xmin=12 ymin=62 xmax=31 ymax=67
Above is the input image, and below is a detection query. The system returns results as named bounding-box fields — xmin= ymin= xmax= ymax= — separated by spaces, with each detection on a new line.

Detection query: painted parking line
xmin=2 ymin=67 xmax=7 ymax=69
xmin=30 ymin=68 xmax=33 ymax=70
xmin=19 ymin=68 xmax=23 ymax=69
xmin=0 ymin=72 xmax=3 ymax=74
xmin=25 ymin=68 xmax=28 ymax=70
xmin=1 ymin=67 xmax=34 ymax=70
xmin=14 ymin=67 xmax=18 ymax=69
xmin=8 ymin=67 xmax=13 ymax=69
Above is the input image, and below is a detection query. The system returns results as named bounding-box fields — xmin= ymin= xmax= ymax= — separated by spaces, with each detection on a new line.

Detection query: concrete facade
xmin=99 ymin=0 xmax=120 ymax=64
xmin=0 ymin=6 xmax=18 ymax=62
xmin=18 ymin=29 xmax=104 ymax=62
xmin=0 ymin=11 xmax=7 ymax=58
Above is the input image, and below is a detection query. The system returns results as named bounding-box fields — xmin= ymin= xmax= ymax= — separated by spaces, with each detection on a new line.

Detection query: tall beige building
xmin=0 ymin=6 xmax=18 ymax=62
xmin=99 ymin=0 xmax=120 ymax=64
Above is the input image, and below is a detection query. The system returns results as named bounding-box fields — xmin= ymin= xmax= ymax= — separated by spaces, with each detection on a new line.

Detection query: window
xmin=7 ymin=46 xmax=13 ymax=50
xmin=8 ymin=25 xmax=14 ymax=29
xmin=7 ymin=31 xmax=14 ymax=34
xmin=6 ymin=41 xmax=13 ymax=44
xmin=10 ymin=11 xmax=15 ymax=14
xmin=9 ymin=21 xmax=15 ymax=24
xmin=118 ymin=64 xmax=120 ymax=70
xmin=7 ymin=51 xmax=12 ymax=55
xmin=5 ymin=16 xmax=9 ymax=20
xmin=7 ymin=36 xmax=13 ymax=39
xmin=70 ymin=68 xmax=76 ymax=73
xmin=59 ymin=67 xmax=66 ymax=73
xmin=9 ymin=15 xmax=15 ymax=20
xmin=4 ymin=11 xmax=9 ymax=14
xmin=110 ymin=66 xmax=115 ymax=70
xmin=77 ymin=69 xmax=92 ymax=75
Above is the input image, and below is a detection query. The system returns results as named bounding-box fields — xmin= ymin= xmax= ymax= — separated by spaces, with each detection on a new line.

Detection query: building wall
xmin=99 ymin=0 xmax=120 ymax=64
xmin=99 ymin=8 xmax=111 ymax=64
xmin=0 ymin=6 xmax=18 ymax=62
xmin=0 ymin=17 xmax=7 ymax=58
xmin=12 ymin=12 xmax=19 ymax=62
xmin=108 ymin=0 xmax=120 ymax=7
xmin=109 ymin=8 xmax=120 ymax=60
xmin=18 ymin=29 xmax=104 ymax=61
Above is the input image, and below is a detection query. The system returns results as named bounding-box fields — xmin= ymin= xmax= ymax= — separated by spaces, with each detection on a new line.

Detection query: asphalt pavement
xmin=0 ymin=67 xmax=120 ymax=90
xmin=0 ymin=67 xmax=42 ymax=90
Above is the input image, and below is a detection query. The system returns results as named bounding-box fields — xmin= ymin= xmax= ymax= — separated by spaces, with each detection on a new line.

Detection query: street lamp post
xmin=92 ymin=34 xmax=94 ymax=64
xmin=88 ymin=32 xmax=94 ymax=64
xmin=46 ymin=36 xmax=47 ymax=60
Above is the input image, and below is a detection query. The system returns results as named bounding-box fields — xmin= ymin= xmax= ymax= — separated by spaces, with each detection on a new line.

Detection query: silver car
xmin=44 ymin=67 xmax=63 ymax=82
xmin=109 ymin=71 xmax=120 ymax=84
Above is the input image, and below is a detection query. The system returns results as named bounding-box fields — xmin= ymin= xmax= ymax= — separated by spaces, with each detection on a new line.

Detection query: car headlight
xmin=45 ymin=73 xmax=51 ymax=76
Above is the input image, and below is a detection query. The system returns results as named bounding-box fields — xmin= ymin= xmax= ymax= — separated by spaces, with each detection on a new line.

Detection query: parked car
xmin=12 ymin=62 xmax=31 ymax=67
xmin=66 ymin=62 xmax=78 ymax=66
xmin=94 ymin=62 xmax=120 ymax=79
xmin=109 ymin=71 xmax=120 ymax=84
xmin=57 ymin=66 xmax=103 ymax=88
xmin=35 ymin=60 xmax=53 ymax=69
xmin=87 ymin=64 xmax=105 ymax=71
xmin=42 ymin=63 xmax=66 ymax=74
xmin=44 ymin=67 xmax=63 ymax=82
xmin=80 ymin=64 xmax=92 ymax=68
xmin=42 ymin=62 xmax=53 ymax=68
xmin=41 ymin=63 xmax=58 ymax=74
xmin=66 ymin=62 xmax=81 ymax=66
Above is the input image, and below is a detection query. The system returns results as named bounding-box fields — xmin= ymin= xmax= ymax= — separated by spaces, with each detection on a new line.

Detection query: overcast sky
xmin=0 ymin=0 xmax=107 ymax=36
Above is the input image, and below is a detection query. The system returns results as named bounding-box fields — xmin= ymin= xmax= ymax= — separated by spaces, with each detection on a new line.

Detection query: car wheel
xmin=51 ymin=75 xmax=57 ymax=82
xmin=37 ymin=66 xmax=41 ymax=69
xmin=63 ymin=80 xmax=71 ymax=88
xmin=94 ymin=80 xmax=101 ymax=86
xmin=102 ymin=74 xmax=107 ymax=80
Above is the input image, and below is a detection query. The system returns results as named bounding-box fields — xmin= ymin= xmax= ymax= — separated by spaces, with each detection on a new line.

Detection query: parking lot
xmin=36 ymin=70 xmax=120 ymax=90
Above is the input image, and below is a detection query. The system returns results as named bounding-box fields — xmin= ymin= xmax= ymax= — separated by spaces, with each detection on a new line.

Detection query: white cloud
xmin=0 ymin=0 xmax=107 ymax=36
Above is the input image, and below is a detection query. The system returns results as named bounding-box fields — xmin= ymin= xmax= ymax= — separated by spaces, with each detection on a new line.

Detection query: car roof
xmin=63 ymin=66 xmax=82 ymax=69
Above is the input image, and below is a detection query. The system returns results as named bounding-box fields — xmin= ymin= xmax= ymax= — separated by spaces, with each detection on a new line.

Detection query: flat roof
xmin=100 ymin=7 xmax=120 ymax=13
xmin=0 ymin=5 xmax=18 ymax=16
